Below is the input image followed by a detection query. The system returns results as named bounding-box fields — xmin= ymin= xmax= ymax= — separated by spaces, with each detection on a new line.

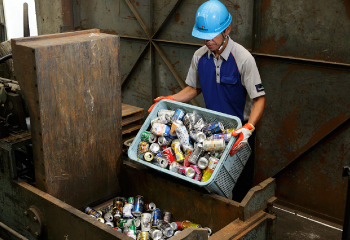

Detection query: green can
xmin=141 ymin=131 xmax=157 ymax=143
xmin=128 ymin=197 xmax=135 ymax=204
xmin=127 ymin=225 xmax=137 ymax=239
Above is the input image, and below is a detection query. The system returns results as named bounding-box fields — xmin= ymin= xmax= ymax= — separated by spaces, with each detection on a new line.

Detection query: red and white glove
xmin=148 ymin=95 xmax=175 ymax=113
xmin=229 ymin=123 xmax=255 ymax=156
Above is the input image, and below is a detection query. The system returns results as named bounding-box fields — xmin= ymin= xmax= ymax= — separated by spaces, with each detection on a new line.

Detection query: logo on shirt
xmin=255 ymin=83 xmax=264 ymax=92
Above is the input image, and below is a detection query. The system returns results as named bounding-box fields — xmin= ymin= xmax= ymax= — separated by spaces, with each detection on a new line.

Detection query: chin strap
xmin=218 ymin=33 xmax=228 ymax=51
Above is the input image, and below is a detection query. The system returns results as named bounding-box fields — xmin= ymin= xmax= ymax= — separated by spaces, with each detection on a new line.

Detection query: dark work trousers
xmin=231 ymin=129 xmax=256 ymax=202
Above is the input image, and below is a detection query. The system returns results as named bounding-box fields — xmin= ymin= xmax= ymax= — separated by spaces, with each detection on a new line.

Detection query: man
xmin=148 ymin=0 xmax=265 ymax=201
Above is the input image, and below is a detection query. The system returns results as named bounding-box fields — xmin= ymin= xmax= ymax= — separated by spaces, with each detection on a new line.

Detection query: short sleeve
xmin=185 ymin=54 xmax=201 ymax=88
xmin=241 ymin=55 xmax=265 ymax=99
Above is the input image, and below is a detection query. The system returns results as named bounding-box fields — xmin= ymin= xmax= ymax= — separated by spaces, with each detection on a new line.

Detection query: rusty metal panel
xmin=275 ymin=120 xmax=350 ymax=223
xmin=254 ymin=59 xmax=350 ymax=183
xmin=154 ymin=42 xmax=206 ymax=107
xmin=256 ymin=0 xmax=350 ymax=63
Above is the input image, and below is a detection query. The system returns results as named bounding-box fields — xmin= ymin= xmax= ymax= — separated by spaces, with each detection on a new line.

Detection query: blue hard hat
xmin=192 ymin=0 xmax=232 ymax=40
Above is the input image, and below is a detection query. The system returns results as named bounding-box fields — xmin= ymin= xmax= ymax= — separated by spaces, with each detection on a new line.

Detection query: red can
xmin=191 ymin=165 xmax=201 ymax=175
xmin=183 ymin=155 xmax=191 ymax=167
xmin=163 ymin=147 xmax=176 ymax=164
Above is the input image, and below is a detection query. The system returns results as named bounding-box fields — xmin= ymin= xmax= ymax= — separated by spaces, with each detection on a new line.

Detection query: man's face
xmin=203 ymin=33 xmax=224 ymax=52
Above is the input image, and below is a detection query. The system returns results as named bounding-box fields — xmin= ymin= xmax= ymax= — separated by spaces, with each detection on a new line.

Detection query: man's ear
xmin=225 ymin=25 xmax=231 ymax=36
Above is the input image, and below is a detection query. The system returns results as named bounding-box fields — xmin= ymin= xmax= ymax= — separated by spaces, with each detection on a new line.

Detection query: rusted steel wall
xmin=253 ymin=0 xmax=350 ymax=223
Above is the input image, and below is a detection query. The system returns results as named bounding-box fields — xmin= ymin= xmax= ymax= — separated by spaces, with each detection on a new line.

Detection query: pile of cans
xmin=84 ymin=195 xmax=211 ymax=239
xmin=137 ymin=108 xmax=234 ymax=182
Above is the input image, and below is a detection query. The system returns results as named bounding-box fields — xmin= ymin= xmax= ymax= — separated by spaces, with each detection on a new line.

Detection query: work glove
xmin=148 ymin=96 xmax=175 ymax=113
xmin=229 ymin=123 xmax=255 ymax=156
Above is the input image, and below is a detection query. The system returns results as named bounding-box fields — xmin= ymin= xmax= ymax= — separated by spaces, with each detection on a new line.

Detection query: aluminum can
xmin=203 ymin=139 xmax=225 ymax=151
xmin=198 ymin=157 xmax=209 ymax=169
xmin=106 ymin=221 xmax=114 ymax=228
xmin=156 ymin=220 xmax=174 ymax=238
xmin=185 ymin=167 xmax=196 ymax=178
xmin=188 ymin=143 xmax=203 ymax=164
xmin=151 ymin=209 xmax=163 ymax=226
xmin=127 ymin=225 xmax=137 ymax=239
xmin=149 ymin=227 xmax=163 ymax=239
xmin=114 ymin=227 xmax=123 ymax=232
xmin=183 ymin=155 xmax=191 ymax=167
xmin=138 ymin=142 xmax=150 ymax=159
xmin=158 ymin=109 xmax=175 ymax=118
xmin=170 ymin=222 xmax=179 ymax=231
xmin=141 ymin=131 xmax=157 ymax=143
xmin=194 ymin=173 xmax=203 ymax=181
xmin=104 ymin=212 xmax=114 ymax=222
xmin=145 ymin=202 xmax=157 ymax=212
xmin=174 ymin=222 xmax=182 ymax=231
xmin=113 ymin=198 xmax=124 ymax=212
xmin=128 ymin=197 xmax=135 ymax=204
xmin=223 ymin=128 xmax=235 ymax=134
xmin=174 ymin=230 xmax=182 ymax=235
xmin=193 ymin=118 xmax=206 ymax=131
xmin=154 ymin=151 xmax=163 ymax=161
xmin=204 ymin=227 xmax=212 ymax=236
xmin=143 ymin=152 xmax=154 ymax=162
xmin=150 ymin=143 xmax=161 ymax=154
xmin=178 ymin=166 xmax=187 ymax=176
xmin=183 ymin=113 xmax=192 ymax=130
xmin=169 ymin=162 xmax=180 ymax=173
xmin=151 ymin=123 xmax=170 ymax=137
xmin=97 ymin=217 xmax=105 ymax=223
xmin=175 ymin=125 xmax=192 ymax=148
xmin=151 ymin=114 xmax=170 ymax=126
xmin=134 ymin=218 xmax=141 ymax=228
xmin=171 ymin=108 xmax=185 ymax=122
xmin=133 ymin=195 xmax=144 ymax=217
xmin=163 ymin=212 xmax=171 ymax=223
xmin=181 ymin=220 xmax=202 ymax=229
xmin=203 ymin=121 xmax=224 ymax=136
xmin=190 ymin=131 xmax=206 ymax=143
xmin=113 ymin=210 xmax=122 ymax=222
xmin=169 ymin=120 xmax=183 ymax=139
xmin=84 ymin=207 xmax=101 ymax=218
xmin=201 ymin=168 xmax=214 ymax=182
xmin=123 ymin=203 xmax=134 ymax=218
xmin=139 ymin=231 xmax=150 ymax=240
xmin=162 ymin=147 xmax=176 ymax=164
xmin=171 ymin=140 xmax=185 ymax=162
xmin=156 ymin=157 xmax=168 ymax=168
xmin=141 ymin=213 xmax=152 ymax=232
xmin=191 ymin=165 xmax=201 ymax=175
xmin=97 ymin=210 xmax=104 ymax=216
xmin=184 ymin=146 xmax=194 ymax=156
xmin=119 ymin=218 xmax=135 ymax=228
xmin=158 ymin=136 xmax=171 ymax=146
xmin=208 ymin=132 xmax=232 ymax=143
xmin=208 ymin=157 xmax=219 ymax=169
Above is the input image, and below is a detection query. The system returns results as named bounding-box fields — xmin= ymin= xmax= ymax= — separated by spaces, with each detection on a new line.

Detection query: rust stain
xmin=172 ymin=61 xmax=179 ymax=67
xmin=127 ymin=86 xmax=130 ymax=90
xmin=259 ymin=36 xmax=287 ymax=54
xmin=233 ymin=4 xmax=240 ymax=10
xmin=175 ymin=12 xmax=180 ymax=23
xmin=180 ymin=21 xmax=184 ymax=25
xmin=262 ymin=0 xmax=272 ymax=13
xmin=281 ymin=65 xmax=300 ymax=83
xmin=136 ymin=1 xmax=139 ymax=6
xmin=100 ymin=29 xmax=117 ymax=35
xmin=136 ymin=30 xmax=143 ymax=36
xmin=168 ymin=86 xmax=179 ymax=95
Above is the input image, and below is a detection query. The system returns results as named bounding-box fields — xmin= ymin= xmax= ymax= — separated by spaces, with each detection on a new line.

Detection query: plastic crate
xmin=128 ymin=99 xmax=251 ymax=198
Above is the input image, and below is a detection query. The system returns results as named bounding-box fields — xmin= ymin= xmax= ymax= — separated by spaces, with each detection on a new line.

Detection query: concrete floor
xmin=274 ymin=205 xmax=343 ymax=239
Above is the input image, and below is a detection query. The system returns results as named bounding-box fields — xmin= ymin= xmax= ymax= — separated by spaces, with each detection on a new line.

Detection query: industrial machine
xmin=0 ymin=29 xmax=276 ymax=240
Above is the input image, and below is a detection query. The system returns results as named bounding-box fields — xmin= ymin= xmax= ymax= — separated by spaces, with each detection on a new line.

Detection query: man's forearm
xmin=172 ymin=86 xmax=201 ymax=103
xmin=248 ymin=96 xmax=265 ymax=126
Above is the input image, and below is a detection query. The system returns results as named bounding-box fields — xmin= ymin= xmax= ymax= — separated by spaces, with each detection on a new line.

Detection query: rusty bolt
xmin=33 ymin=216 xmax=38 ymax=221
xmin=24 ymin=211 xmax=28 ymax=216
xmin=25 ymin=226 xmax=30 ymax=231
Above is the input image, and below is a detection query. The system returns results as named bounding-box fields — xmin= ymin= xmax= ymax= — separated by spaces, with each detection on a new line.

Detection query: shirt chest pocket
xmin=220 ymin=75 xmax=240 ymax=102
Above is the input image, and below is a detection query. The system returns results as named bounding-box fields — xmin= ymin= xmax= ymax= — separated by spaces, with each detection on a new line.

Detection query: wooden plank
xmin=121 ymin=103 xmax=144 ymax=117
xmin=11 ymin=30 xmax=122 ymax=208
xmin=122 ymin=124 xmax=142 ymax=135
xmin=122 ymin=111 xmax=143 ymax=126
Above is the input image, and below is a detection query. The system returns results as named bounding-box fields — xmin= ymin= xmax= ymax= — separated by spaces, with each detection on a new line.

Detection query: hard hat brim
xmin=192 ymin=27 xmax=221 ymax=40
